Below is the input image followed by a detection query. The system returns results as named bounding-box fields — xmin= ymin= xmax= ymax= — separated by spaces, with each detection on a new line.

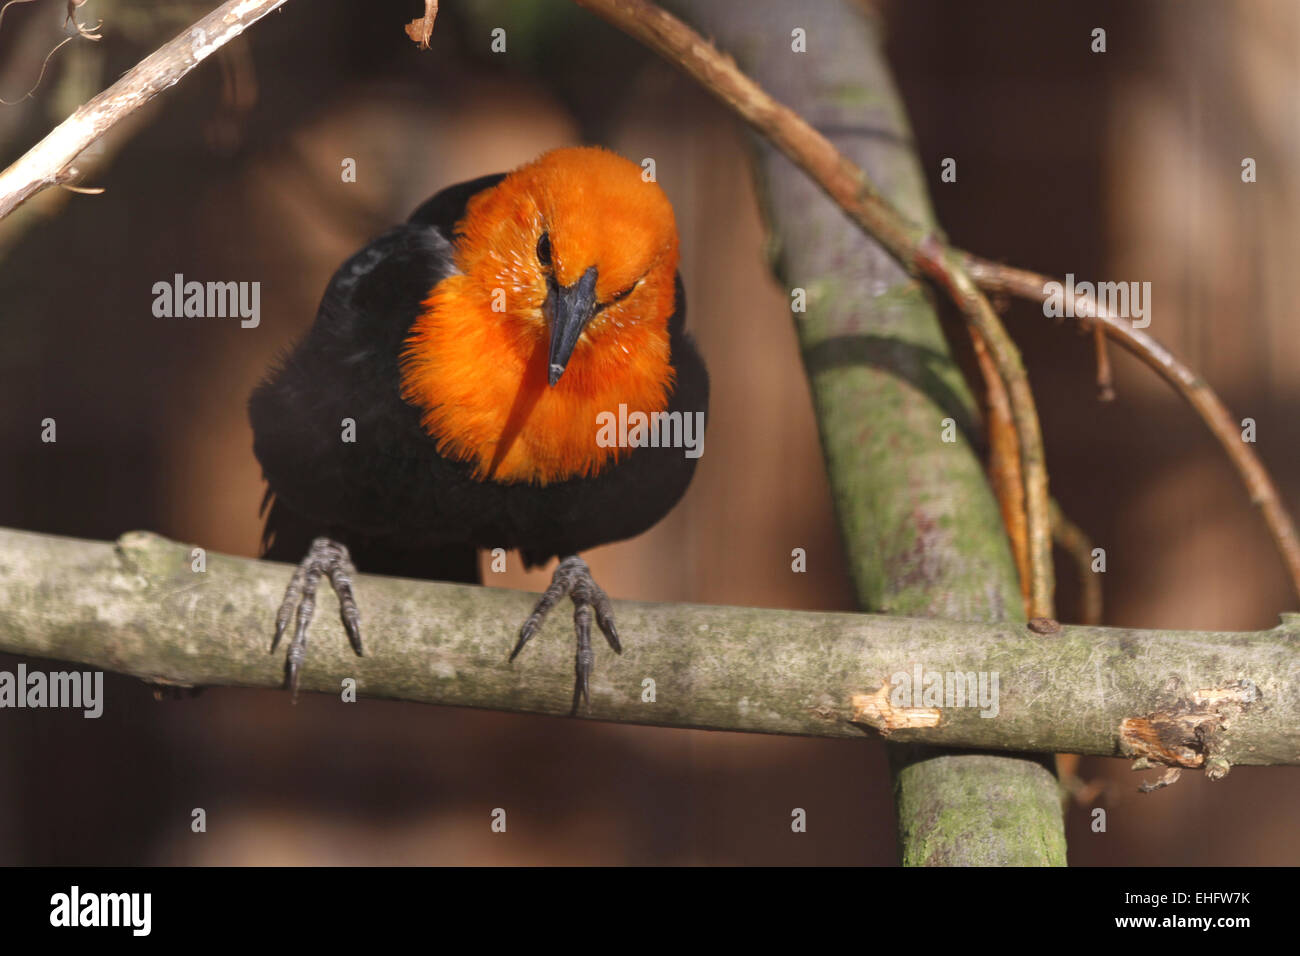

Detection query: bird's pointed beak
xmin=545 ymin=265 xmax=599 ymax=386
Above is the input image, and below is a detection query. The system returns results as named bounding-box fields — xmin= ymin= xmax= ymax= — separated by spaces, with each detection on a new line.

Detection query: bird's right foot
xmin=271 ymin=536 xmax=364 ymax=700
xmin=509 ymin=555 xmax=621 ymax=715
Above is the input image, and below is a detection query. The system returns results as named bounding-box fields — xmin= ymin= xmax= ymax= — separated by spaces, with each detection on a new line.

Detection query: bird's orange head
xmin=401 ymin=146 xmax=681 ymax=484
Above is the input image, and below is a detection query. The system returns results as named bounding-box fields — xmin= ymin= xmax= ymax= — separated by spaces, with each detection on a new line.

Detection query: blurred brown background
xmin=0 ymin=0 xmax=1296 ymax=864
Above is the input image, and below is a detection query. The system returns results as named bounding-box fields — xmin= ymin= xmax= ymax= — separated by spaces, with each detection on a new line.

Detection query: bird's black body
xmin=250 ymin=173 xmax=708 ymax=584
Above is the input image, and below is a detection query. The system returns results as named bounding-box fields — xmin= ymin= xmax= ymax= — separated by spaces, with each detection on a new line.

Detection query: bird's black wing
xmin=406 ymin=173 xmax=506 ymax=236
xmin=250 ymin=175 xmax=510 ymax=582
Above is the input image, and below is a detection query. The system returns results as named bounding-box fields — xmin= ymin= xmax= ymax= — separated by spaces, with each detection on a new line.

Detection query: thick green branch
xmin=656 ymin=0 xmax=1060 ymax=863
xmin=1 ymin=527 xmax=1296 ymax=772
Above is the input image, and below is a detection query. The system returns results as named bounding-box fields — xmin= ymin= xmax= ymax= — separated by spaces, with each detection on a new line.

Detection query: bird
xmin=248 ymin=146 xmax=709 ymax=714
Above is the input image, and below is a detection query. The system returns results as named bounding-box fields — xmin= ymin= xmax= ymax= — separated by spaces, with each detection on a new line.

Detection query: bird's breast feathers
xmin=400 ymin=271 xmax=676 ymax=485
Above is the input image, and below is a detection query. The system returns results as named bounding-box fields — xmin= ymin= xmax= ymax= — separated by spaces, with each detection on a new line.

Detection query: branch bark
xmin=1 ymin=527 xmax=1296 ymax=771
xmin=645 ymin=0 xmax=1063 ymax=865
xmin=0 ymin=0 xmax=289 ymax=219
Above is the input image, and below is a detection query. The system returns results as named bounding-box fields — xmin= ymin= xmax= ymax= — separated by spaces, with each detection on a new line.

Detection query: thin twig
xmin=1050 ymin=498 xmax=1102 ymax=626
xmin=1092 ymin=324 xmax=1115 ymax=402
xmin=0 ymin=0 xmax=289 ymax=219
xmin=971 ymin=326 xmax=1031 ymax=609
xmin=404 ymin=0 xmax=438 ymax=48
xmin=0 ymin=0 xmax=39 ymax=37
xmin=918 ymin=241 xmax=1054 ymax=615
xmin=573 ymin=0 xmax=1056 ymax=616
xmin=0 ymin=35 xmax=73 ymax=106
xmin=64 ymin=0 xmax=101 ymax=40
xmin=963 ymin=255 xmax=1300 ymax=603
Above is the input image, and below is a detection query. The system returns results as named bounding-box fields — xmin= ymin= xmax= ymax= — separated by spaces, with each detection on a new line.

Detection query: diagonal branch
xmin=0 ymin=0 xmax=289 ymax=219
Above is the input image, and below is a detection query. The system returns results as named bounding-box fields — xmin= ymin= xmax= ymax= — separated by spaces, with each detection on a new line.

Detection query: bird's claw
xmin=271 ymin=536 xmax=363 ymax=700
xmin=510 ymin=555 xmax=620 ymax=715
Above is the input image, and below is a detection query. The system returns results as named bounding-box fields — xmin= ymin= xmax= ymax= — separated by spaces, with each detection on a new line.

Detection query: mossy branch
xmin=1 ymin=526 xmax=1296 ymax=777
xmin=654 ymin=0 xmax=1062 ymax=863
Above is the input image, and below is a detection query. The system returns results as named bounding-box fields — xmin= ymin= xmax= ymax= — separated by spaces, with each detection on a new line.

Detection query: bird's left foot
xmin=509 ymin=555 xmax=621 ymax=715
xmin=271 ymin=536 xmax=364 ymax=700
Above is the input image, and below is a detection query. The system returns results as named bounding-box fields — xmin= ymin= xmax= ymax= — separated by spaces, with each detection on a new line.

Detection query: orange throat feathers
xmin=400 ymin=147 xmax=681 ymax=485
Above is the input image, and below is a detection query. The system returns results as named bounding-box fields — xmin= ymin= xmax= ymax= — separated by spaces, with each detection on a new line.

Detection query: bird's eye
xmin=595 ymin=280 xmax=639 ymax=315
xmin=536 ymin=232 xmax=552 ymax=267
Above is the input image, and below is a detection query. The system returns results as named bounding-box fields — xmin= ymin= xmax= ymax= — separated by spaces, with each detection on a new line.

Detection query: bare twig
xmin=971 ymin=326 xmax=1031 ymax=609
xmin=963 ymin=255 xmax=1300 ymax=603
xmin=919 ymin=240 xmax=1054 ymax=615
xmin=1050 ymin=498 xmax=1102 ymax=626
xmin=404 ymin=0 xmax=438 ymax=49
xmin=1092 ymin=325 xmax=1115 ymax=402
xmin=0 ymin=0 xmax=289 ymax=219
xmin=64 ymin=0 xmax=101 ymax=40
xmin=0 ymin=0 xmax=102 ymax=107
xmin=573 ymin=0 xmax=1056 ymax=617
xmin=0 ymin=36 xmax=73 ymax=106
xmin=0 ymin=0 xmax=39 ymax=37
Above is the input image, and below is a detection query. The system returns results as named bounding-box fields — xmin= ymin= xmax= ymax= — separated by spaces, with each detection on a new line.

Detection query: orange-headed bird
xmin=249 ymin=146 xmax=709 ymax=712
